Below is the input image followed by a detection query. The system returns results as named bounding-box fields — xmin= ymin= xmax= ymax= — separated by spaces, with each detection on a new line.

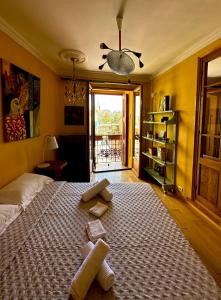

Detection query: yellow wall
xmin=0 ymin=30 xmax=60 ymax=188
xmin=2 ymin=26 xmax=221 ymax=194
xmin=149 ymin=37 xmax=221 ymax=199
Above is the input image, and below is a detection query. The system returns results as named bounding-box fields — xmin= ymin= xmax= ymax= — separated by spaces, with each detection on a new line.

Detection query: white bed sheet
xmin=0 ymin=204 xmax=22 ymax=235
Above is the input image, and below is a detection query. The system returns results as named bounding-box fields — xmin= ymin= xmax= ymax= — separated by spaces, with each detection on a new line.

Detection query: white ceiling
xmin=1 ymin=0 xmax=221 ymax=82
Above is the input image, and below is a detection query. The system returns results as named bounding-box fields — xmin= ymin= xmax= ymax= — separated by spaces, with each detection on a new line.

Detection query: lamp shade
xmin=107 ymin=50 xmax=135 ymax=75
xmin=46 ymin=135 xmax=58 ymax=150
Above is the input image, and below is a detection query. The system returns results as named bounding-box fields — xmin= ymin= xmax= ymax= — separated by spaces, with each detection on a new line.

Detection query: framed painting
xmin=64 ymin=106 xmax=84 ymax=125
xmin=1 ymin=59 xmax=40 ymax=142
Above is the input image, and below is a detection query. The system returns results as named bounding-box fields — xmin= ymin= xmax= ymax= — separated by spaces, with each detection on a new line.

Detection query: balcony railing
xmin=95 ymin=135 xmax=122 ymax=163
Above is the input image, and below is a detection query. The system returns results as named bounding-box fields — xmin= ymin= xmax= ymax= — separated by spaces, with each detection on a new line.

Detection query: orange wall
xmin=0 ymin=30 xmax=60 ymax=188
xmin=149 ymin=37 xmax=221 ymax=199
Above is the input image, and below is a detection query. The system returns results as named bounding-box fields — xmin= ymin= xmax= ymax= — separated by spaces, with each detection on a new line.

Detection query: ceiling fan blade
xmin=102 ymin=54 xmax=107 ymax=59
xmin=122 ymin=49 xmax=142 ymax=58
xmin=139 ymin=60 xmax=144 ymax=68
xmin=98 ymin=62 xmax=106 ymax=70
xmin=100 ymin=43 xmax=109 ymax=49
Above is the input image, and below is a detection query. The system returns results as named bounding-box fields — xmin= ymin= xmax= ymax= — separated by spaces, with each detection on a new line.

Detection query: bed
xmin=0 ymin=179 xmax=221 ymax=299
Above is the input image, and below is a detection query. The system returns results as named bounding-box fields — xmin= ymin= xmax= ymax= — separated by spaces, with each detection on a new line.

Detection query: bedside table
xmin=35 ymin=160 xmax=68 ymax=180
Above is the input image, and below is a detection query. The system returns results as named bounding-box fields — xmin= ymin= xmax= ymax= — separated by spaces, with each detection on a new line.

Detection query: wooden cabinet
xmin=141 ymin=110 xmax=178 ymax=192
xmin=194 ymin=50 xmax=221 ymax=220
xmin=58 ymin=134 xmax=90 ymax=182
xmin=35 ymin=160 xmax=68 ymax=180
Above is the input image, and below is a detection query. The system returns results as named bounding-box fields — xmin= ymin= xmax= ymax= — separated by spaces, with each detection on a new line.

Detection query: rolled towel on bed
xmin=89 ymin=202 xmax=108 ymax=217
xmin=70 ymin=239 xmax=110 ymax=300
xmin=86 ymin=219 xmax=106 ymax=242
xmin=99 ymin=187 xmax=113 ymax=202
xmin=81 ymin=241 xmax=115 ymax=291
xmin=81 ymin=179 xmax=110 ymax=202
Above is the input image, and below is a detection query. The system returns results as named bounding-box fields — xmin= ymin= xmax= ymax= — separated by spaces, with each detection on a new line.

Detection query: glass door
xmin=89 ymin=90 xmax=96 ymax=172
xmin=195 ymin=53 xmax=221 ymax=216
xmin=132 ymin=88 xmax=141 ymax=175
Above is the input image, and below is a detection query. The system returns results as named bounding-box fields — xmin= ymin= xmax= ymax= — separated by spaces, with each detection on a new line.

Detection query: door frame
xmin=132 ymin=86 xmax=142 ymax=176
xmin=90 ymin=89 xmax=129 ymax=172
xmin=121 ymin=93 xmax=129 ymax=167
xmin=90 ymin=90 xmax=96 ymax=172
xmin=192 ymin=47 xmax=221 ymax=201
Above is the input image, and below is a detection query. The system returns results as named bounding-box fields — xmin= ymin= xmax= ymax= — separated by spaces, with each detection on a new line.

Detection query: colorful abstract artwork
xmin=1 ymin=59 xmax=40 ymax=142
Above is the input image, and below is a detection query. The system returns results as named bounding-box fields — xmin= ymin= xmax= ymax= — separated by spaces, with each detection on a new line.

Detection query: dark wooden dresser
xmin=57 ymin=134 xmax=90 ymax=182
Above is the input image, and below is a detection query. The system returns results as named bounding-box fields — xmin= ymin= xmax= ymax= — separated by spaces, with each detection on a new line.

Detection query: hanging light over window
xmin=59 ymin=49 xmax=87 ymax=103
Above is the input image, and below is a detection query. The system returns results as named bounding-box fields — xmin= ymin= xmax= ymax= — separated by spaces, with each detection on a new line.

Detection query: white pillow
xmin=0 ymin=204 xmax=22 ymax=235
xmin=0 ymin=173 xmax=53 ymax=208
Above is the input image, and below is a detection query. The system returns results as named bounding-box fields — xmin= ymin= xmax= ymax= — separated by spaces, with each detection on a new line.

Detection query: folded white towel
xmin=70 ymin=239 xmax=109 ymax=300
xmin=99 ymin=187 xmax=113 ymax=202
xmin=81 ymin=179 xmax=110 ymax=202
xmin=86 ymin=219 xmax=106 ymax=242
xmin=81 ymin=241 xmax=115 ymax=291
xmin=89 ymin=202 xmax=108 ymax=217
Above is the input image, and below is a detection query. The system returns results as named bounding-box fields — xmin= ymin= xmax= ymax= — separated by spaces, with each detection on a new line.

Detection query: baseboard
xmin=93 ymin=168 xmax=131 ymax=174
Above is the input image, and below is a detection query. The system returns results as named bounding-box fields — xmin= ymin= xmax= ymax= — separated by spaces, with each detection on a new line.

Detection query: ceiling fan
xmin=99 ymin=16 xmax=144 ymax=75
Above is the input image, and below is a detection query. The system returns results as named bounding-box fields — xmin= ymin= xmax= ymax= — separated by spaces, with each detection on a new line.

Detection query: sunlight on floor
xmin=94 ymin=161 xmax=128 ymax=172
xmin=91 ymin=169 xmax=144 ymax=183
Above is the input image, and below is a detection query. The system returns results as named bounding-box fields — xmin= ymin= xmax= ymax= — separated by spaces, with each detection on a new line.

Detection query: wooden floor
xmin=91 ymin=169 xmax=221 ymax=288
xmin=94 ymin=161 xmax=128 ymax=172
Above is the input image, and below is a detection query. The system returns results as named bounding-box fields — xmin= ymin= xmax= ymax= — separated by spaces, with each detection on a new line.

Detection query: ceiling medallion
xmin=59 ymin=49 xmax=87 ymax=103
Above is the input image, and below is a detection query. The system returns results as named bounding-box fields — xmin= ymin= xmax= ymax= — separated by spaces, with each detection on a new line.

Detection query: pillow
xmin=0 ymin=204 xmax=22 ymax=235
xmin=0 ymin=173 xmax=53 ymax=208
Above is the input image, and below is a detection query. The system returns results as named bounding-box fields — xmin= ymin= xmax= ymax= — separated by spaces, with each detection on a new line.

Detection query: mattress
xmin=0 ymin=181 xmax=220 ymax=299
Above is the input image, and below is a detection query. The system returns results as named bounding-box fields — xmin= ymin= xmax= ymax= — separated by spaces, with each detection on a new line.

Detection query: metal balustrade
xmin=95 ymin=135 xmax=122 ymax=163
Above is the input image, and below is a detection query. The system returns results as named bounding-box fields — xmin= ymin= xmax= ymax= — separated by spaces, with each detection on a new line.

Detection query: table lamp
xmin=38 ymin=135 xmax=58 ymax=168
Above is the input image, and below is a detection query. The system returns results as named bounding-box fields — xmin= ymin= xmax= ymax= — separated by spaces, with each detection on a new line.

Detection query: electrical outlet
xmin=177 ymin=186 xmax=183 ymax=192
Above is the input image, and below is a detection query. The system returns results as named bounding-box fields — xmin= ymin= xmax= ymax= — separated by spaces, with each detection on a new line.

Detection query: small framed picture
xmin=64 ymin=106 xmax=84 ymax=125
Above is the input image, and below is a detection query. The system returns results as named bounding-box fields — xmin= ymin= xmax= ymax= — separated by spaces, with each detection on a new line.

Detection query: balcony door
xmin=89 ymin=91 xmax=96 ymax=171
xmin=132 ymin=88 xmax=141 ymax=176
xmin=91 ymin=92 xmax=129 ymax=172
xmin=194 ymin=49 xmax=221 ymax=220
xmin=121 ymin=93 xmax=129 ymax=166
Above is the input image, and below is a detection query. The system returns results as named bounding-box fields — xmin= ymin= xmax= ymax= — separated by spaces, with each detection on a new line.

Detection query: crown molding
xmin=2 ymin=15 xmax=221 ymax=82
xmin=154 ymin=25 xmax=221 ymax=77
xmin=0 ymin=16 xmax=150 ymax=83
xmin=0 ymin=17 xmax=150 ymax=83
xmin=0 ymin=16 xmax=58 ymax=73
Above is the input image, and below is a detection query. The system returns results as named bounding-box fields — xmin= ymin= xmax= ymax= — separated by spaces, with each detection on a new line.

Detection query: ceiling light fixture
xmin=99 ymin=16 xmax=144 ymax=75
xmin=59 ymin=49 xmax=87 ymax=103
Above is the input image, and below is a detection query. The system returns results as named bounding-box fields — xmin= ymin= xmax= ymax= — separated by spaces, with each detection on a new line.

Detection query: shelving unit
xmin=141 ymin=110 xmax=178 ymax=192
